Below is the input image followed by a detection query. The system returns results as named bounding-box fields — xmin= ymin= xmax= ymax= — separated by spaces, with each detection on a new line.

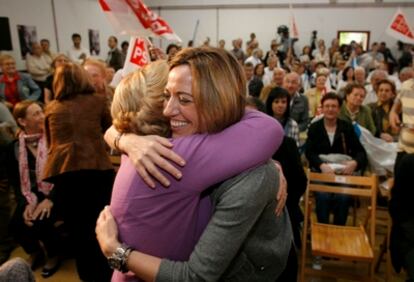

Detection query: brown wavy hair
xmin=169 ymin=47 xmax=246 ymax=134
xmin=111 ymin=60 xmax=170 ymax=137
xmin=53 ymin=63 xmax=95 ymax=100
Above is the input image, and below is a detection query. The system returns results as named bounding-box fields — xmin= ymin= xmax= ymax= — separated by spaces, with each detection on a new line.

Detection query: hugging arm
xmin=104 ymin=110 xmax=284 ymax=188
xmin=97 ymin=163 xmax=279 ymax=282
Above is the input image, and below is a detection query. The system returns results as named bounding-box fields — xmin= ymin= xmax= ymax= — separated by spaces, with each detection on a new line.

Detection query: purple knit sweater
xmin=110 ymin=110 xmax=283 ymax=281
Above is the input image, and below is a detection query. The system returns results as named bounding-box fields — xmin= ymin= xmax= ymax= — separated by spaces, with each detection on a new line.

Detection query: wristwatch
xmin=107 ymin=244 xmax=133 ymax=273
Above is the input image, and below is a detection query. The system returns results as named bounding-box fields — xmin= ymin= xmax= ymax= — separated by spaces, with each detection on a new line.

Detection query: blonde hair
xmin=111 ymin=60 xmax=170 ymax=137
xmin=51 ymin=53 xmax=70 ymax=69
xmin=0 ymin=54 xmax=14 ymax=65
xmin=169 ymin=47 xmax=246 ymax=133
xmin=83 ymin=58 xmax=107 ymax=77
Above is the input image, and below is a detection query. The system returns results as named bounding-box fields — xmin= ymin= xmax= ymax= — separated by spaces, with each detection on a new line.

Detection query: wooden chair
xmin=300 ymin=170 xmax=377 ymax=281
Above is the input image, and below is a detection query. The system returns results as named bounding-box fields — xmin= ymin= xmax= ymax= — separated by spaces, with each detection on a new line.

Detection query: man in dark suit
xmin=106 ymin=36 xmax=123 ymax=71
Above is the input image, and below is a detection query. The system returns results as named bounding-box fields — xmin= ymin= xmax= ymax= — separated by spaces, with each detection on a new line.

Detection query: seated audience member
xmin=266 ymin=87 xmax=300 ymax=147
xmin=245 ymin=48 xmax=263 ymax=67
xmin=83 ymin=59 xmax=113 ymax=102
xmin=305 ymin=72 xmax=328 ymax=119
xmin=354 ymin=66 xmax=367 ymax=86
xmin=0 ymin=258 xmax=35 ymax=282
xmin=369 ymin=79 xmax=398 ymax=142
xmin=97 ymin=48 xmax=294 ymax=282
xmin=282 ymin=72 xmax=310 ymax=132
xmin=259 ymin=67 xmax=287 ymax=103
xmin=336 ymin=66 xmax=354 ymax=95
xmin=0 ymin=55 xmax=41 ymax=108
xmin=7 ymin=101 xmax=61 ymax=278
xmin=244 ymin=62 xmax=263 ymax=97
xmin=67 ymin=33 xmax=90 ymax=64
xmin=339 ymin=82 xmax=376 ymax=135
xmin=40 ymin=39 xmax=54 ymax=62
xmin=399 ymin=67 xmax=414 ymax=84
xmin=106 ymin=36 xmax=123 ymax=71
xmin=43 ymin=54 xmax=70 ymax=104
xmin=25 ymin=42 xmax=53 ymax=96
xmin=313 ymin=44 xmax=330 ymax=67
xmin=300 ymin=45 xmax=312 ymax=65
xmin=254 ymin=63 xmax=265 ymax=81
xmin=377 ymin=61 xmax=401 ymax=90
xmin=0 ymin=102 xmax=18 ymax=142
xmin=263 ymin=55 xmax=279 ymax=86
xmin=364 ymin=69 xmax=388 ymax=105
xmin=305 ymin=93 xmax=367 ymax=225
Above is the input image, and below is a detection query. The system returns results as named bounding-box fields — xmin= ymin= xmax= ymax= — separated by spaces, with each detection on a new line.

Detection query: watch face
xmin=108 ymin=256 xmax=122 ymax=270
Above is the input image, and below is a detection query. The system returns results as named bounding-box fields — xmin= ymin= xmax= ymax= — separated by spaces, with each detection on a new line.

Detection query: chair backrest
xmin=304 ymin=170 xmax=377 ymax=244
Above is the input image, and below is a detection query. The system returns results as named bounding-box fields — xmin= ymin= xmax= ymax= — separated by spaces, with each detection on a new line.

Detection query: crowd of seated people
xmin=0 ymin=27 xmax=413 ymax=281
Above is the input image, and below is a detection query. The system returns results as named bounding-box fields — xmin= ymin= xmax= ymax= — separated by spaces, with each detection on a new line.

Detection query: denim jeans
xmin=315 ymin=191 xmax=351 ymax=225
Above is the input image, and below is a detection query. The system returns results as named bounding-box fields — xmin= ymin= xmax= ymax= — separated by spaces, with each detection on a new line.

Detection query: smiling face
xmin=18 ymin=103 xmax=45 ymax=134
xmin=163 ymin=65 xmax=199 ymax=138
xmin=316 ymin=75 xmax=327 ymax=90
xmin=1 ymin=57 xmax=17 ymax=76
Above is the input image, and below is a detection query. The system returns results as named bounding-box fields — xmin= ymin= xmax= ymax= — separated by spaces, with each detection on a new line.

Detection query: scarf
xmin=18 ymin=132 xmax=53 ymax=207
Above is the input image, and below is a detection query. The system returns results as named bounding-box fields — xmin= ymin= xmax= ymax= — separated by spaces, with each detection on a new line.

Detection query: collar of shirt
xmin=1 ymin=72 xmax=20 ymax=84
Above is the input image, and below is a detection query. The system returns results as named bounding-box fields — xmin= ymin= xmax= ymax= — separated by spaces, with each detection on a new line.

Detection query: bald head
xmin=283 ymin=72 xmax=300 ymax=96
xmin=272 ymin=67 xmax=286 ymax=86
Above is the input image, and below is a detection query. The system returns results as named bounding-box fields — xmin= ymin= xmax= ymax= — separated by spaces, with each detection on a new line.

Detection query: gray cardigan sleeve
xmin=156 ymin=162 xmax=279 ymax=282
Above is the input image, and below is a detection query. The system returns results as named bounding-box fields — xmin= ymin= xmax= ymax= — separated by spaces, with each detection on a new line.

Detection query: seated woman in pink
xmin=100 ymin=48 xmax=291 ymax=281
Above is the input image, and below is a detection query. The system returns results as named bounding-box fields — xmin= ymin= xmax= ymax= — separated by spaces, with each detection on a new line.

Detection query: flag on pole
xmin=386 ymin=8 xmax=414 ymax=45
xmin=99 ymin=0 xmax=181 ymax=42
xmin=122 ymin=36 xmax=150 ymax=77
xmin=289 ymin=4 xmax=299 ymax=39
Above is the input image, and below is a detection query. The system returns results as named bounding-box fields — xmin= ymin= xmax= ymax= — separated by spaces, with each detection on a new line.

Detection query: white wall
xmin=0 ymin=0 xmax=56 ymax=70
xmin=1 ymin=0 xmax=414 ymax=70
xmin=156 ymin=4 xmax=414 ymax=55
xmin=0 ymin=0 xmax=129 ymax=70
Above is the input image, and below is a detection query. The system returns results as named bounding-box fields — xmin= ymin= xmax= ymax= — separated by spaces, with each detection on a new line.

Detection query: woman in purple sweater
xmin=98 ymin=48 xmax=291 ymax=281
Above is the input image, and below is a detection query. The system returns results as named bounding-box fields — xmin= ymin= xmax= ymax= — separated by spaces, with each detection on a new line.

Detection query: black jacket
xmin=305 ymin=118 xmax=367 ymax=172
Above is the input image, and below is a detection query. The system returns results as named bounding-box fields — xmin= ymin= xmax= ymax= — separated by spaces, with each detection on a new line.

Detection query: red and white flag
xmin=99 ymin=0 xmax=181 ymax=42
xmin=122 ymin=36 xmax=150 ymax=76
xmin=386 ymin=8 xmax=414 ymax=45
xmin=289 ymin=4 xmax=299 ymax=39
